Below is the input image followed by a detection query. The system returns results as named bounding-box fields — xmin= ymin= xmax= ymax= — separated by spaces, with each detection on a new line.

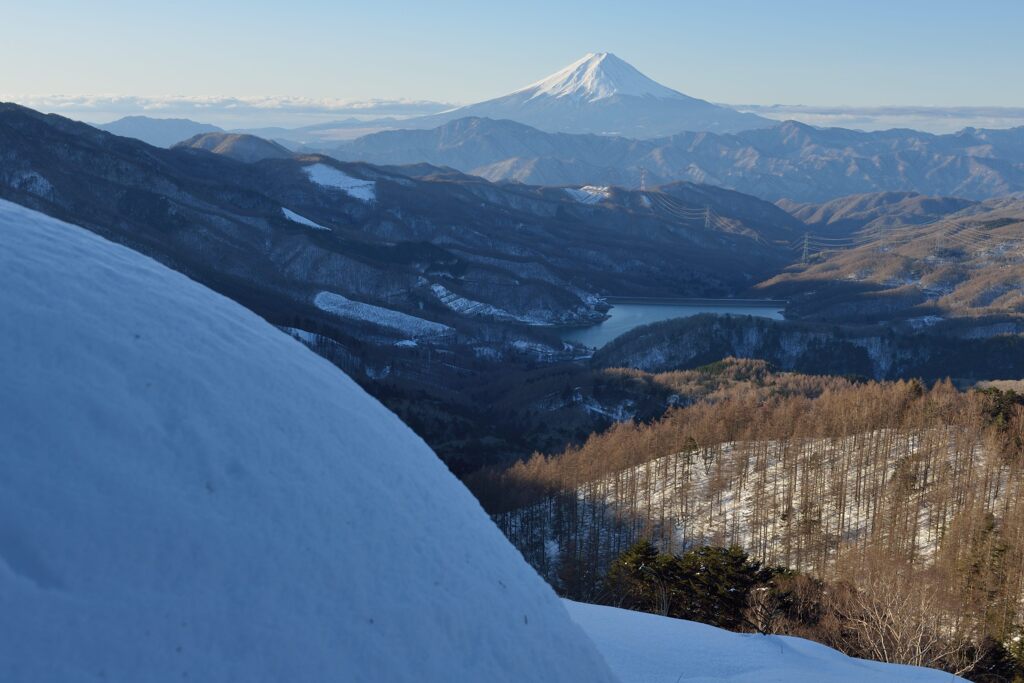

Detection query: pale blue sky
xmin=3 ymin=0 xmax=1022 ymax=107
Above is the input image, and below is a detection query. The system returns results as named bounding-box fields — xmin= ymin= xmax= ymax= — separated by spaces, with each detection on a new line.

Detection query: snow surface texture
xmin=0 ymin=198 xmax=617 ymax=683
xmin=565 ymin=601 xmax=963 ymax=683
xmin=516 ymin=52 xmax=685 ymax=102
xmin=281 ymin=206 xmax=329 ymax=230
xmin=303 ymin=162 xmax=376 ymax=202
xmin=313 ymin=290 xmax=452 ymax=337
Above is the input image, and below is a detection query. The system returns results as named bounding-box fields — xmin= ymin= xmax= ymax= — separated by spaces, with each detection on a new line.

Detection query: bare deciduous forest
xmin=470 ymin=361 xmax=1024 ymax=678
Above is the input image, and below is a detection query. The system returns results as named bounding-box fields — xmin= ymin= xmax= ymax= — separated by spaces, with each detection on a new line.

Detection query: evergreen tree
xmin=671 ymin=546 xmax=769 ymax=630
xmin=604 ymin=540 xmax=678 ymax=615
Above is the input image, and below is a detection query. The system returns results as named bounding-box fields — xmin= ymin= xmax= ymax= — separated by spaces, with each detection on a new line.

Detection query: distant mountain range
xmin=174 ymin=132 xmax=294 ymax=163
xmin=0 ymin=103 xmax=798 ymax=339
xmin=96 ymin=53 xmax=771 ymax=147
xmin=1 ymin=101 xmax=807 ymax=468
xmin=777 ymin=191 xmax=977 ymax=235
xmin=762 ymin=193 xmax=1024 ymax=323
xmin=7 ymin=101 xmax=1024 ymax=464
xmin=93 ymin=108 xmax=1024 ymax=204
xmin=83 ymin=53 xmax=1024 ymax=204
xmin=96 ymin=115 xmax=223 ymax=147
xmin=327 ymin=116 xmax=1024 ymax=202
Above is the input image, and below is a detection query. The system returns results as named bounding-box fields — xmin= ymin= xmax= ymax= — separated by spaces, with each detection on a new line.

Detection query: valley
xmin=559 ymin=298 xmax=785 ymax=348
xmin=5 ymin=100 xmax=1024 ymax=474
xmin=5 ymin=45 xmax=1024 ymax=683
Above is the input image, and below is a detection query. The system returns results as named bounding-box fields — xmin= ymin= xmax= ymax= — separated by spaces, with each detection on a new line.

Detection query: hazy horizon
xmin=4 ymin=0 xmax=1024 ymax=132
xmin=9 ymin=96 xmax=1024 ymax=135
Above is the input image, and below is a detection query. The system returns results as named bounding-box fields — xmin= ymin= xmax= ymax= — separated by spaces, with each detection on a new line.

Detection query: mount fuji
xmin=417 ymin=52 xmax=772 ymax=138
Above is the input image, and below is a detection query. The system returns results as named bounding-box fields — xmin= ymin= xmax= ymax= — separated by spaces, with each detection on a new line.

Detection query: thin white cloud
xmin=0 ymin=94 xmax=455 ymax=128
xmin=733 ymin=104 xmax=1024 ymax=134
xmin=8 ymin=94 xmax=1024 ymax=135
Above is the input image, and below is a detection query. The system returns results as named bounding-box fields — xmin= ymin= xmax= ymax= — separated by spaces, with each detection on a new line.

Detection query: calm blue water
xmin=561 ymin=301 xmax=784 ymax=348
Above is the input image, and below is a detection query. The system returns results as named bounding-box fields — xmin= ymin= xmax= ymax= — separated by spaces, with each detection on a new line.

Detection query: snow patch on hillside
xmin=303 ymin=163 xmax=376 ymax=202
xmin=566 ymin=600 xmax=963 ymax=682
xmin=565 ymin=185 xmax=612 ymax=204
xmin=281 ymin=207 xmax=329 ymax=230
xmin=431 ymin=282 xmax=541 ymax=323
xmin=281 ymin=325 xmax=320 ymax=344
xmin=0 ymin=198 xmax=617 ymax=683
xmin=8 ymin=170 xmax=55 ymax=199
xmin=314 ymin=290 xmax=452 ymax=337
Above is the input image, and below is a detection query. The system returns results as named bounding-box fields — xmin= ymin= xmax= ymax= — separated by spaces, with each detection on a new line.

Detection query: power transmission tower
xmin=639 ymin=167 xmax=647 ymax=192
xmin=704 ymin=206 xmax=711 ymax=230
xmin=802 ymin=232 xmax=810 ymax=263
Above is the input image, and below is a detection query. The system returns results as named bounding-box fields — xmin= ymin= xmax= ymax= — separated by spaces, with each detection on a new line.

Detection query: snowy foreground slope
xmin=0 ymin=199 xmax=615 ymax=683
xmin=566 ymin=601 xmax=963 ymax=683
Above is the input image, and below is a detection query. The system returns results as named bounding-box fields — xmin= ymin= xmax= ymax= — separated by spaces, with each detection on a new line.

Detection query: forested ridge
xmin=471 ymin=361 xmax=1024 ymax=679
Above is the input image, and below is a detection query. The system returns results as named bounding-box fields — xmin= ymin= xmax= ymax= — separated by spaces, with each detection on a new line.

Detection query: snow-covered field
xmin=566 ymin=600 xmax=963 ymax=682
xmin=0 ymin=199 xmax=616 ymax=683
xmin=281 ymin=207 xmax=329 ymax=230
xmin=314 ymin=290 xmax=452 ymax=338
xmin=303 ymin=163 xmax=376 ymax=202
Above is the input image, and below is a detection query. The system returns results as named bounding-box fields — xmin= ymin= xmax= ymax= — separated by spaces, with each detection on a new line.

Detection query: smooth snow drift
xmin=0 ymin=199 xmax=616 ymax=683
xmin=565 ymin=601 xmax=963 ymax=683
xmin=303 ymin=162 xmax=376 ymax=202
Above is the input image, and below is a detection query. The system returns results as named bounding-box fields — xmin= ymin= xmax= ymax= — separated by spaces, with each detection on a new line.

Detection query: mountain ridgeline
xmin=89 ymin=54 xmax=1024 ymax=205
xmin=0 ymin=101 xmax=802 ymax=469
xmin=0 ymin=103 xmax=798 ymax=323
xmin=96 ymin=115 xmax=224 ymax=147
xmin=174 ymin=132 xmax=295 ymax=163
xmin=327 ymin=117 xmax=1024 ymax=202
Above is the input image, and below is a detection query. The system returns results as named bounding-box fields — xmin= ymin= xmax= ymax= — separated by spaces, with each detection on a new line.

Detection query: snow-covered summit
xmin=418 ymin=53 xmax=771 ymax=138
xmin=515 ymin=52 xmax=686 ymax=102
xmin=0 ymin=199 xmax=616 ymax=683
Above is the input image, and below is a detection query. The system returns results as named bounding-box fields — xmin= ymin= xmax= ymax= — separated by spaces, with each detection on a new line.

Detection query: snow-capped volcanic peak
xmin=421 ymin=52 xmax=769 ymax=137
xmin=516 ymin=52 xmax=685 ymax=102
